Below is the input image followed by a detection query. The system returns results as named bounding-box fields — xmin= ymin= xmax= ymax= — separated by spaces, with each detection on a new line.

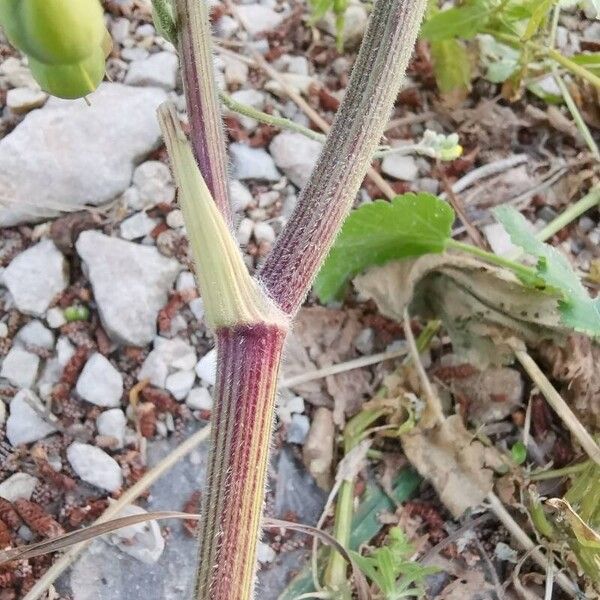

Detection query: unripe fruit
xmin=0 ymin=0 xmax=111 ymax=99
xmin=28 ymin=47 xmax=106 ymax=100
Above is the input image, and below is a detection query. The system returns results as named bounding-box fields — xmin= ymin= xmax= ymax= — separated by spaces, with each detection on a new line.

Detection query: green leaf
xmin=523 ymin=0 xmax=554 ymax=40
xmin=278 ymin=471 xmax=421 ymax=599
xmin=430 ymin=39 xmax=472 ymax=94
xmin=314 ymin=193 xmax=455 ymax=303
xmin=494 ymin=205 xmax=600 ymax=336
xmin=421 ymin=1 xmax=490 ymax=41
xmin=570 ymin=52 xmax=600 ymax=76
xmin=350 ymin=528 xmax=438 ymax=599
xmin=511 ymin=440 xmax=527 ymax=464
xmin=478 ymin=34 xmax=521 ymax=83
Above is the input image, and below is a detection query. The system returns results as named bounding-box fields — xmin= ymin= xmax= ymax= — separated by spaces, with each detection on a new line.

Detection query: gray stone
xmin=76 ymin=353 xmax=123 ymax=408
xmin=153 ymin=337 xmax=197 ymax=371
xmin=0 ymin=83 xmax=167 ymax=226
xmin=230 ymin=180 xmax=254 ymax=211
xmin=165 ymin=370 xmax=196 ymax=401
xmin=0 ymin=472 xmax=39 ymax=502
xmin=67 ymin=442 xmax=123 ymax=492
xmin=274 ymin=448 xmax=327 ymax=524
xmin=195 ymin=349 xmax=217 ymax=386
xmin=6 ymin=87 xmax=47 ymax=114
xmin=7 ymin=390 xmax=58 ymax=446
xmin=67 ymin=427 xmax=208 ymax=600
xmin=237 ymin=5 xmax=284 ymax=36
xmin=132 ymin=161 xmax=176 ymax=208
xmin=176 ymin=271 xmax=196 ymax=292
xmin=253 ymin=222 xmax=276 ymax=244
xmin=105 ymin=503 xmax=165 ymax=564
xmin=166 ymin=209 xmax=185 ymax=229
xmin=97 ymin=409 xmax=127 ymax=449
xmin=381 ymin=153 xmax=419 ymax=181
xmin=269 ymin=132 xmax=321 ymax=188
xmin=237 ymin=218 xmax=254 ymax=246
xmin=1 ymin=347 xmax=40 ymax=388
xmin=76 ymin=231 xmax=180 ymax=346
xmin=125 ymin=51 xmax=179 ymax=90
xmin=286 ymin=413 xmax=310 ymax=444
xmin=16 ymin=320 xmax=55 ymax=350
xmin=185 ymin=387 xmax=213 ymax=411
xmin=46 ymin=307 xmax=66 ymax=329
xmin=4 ymin=240 xmax=68 ymax=316
xmin=137 ymin=350 xmax=169 ymax=388
xmin=230 ymin=143 xmax=281 ymax=181
xmin=120 ymin=211 xmax=158 ymax=240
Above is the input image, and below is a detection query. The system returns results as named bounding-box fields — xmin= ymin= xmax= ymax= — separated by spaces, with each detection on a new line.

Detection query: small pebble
xmin=0 ymin=472 xmax=40 ymax=502
xmin=1 ymin=347 xmax=40 ymax=388
xmin=237 ymin=218 xmax=254 ymax=245
xmin=286 ymin=413 xmax=310 ymax=444
xmin=97 ymin=409 xmax=127 ymax=448
xmin=15 ymin=320 xmax=54 ymax=350
xmin=165 ymin=370 xmax=196 ymax=400
xmin=195 ymin=349 xmax=217 ymax=386
xmin=76 ymin=353 xmax=124 ymax=408
xmin=6 ymin=390 xmax=58 ymax=446
xmin=186 ymin=386 xmax=213 ymax=411
xmin=253 ymin=222 xmax=276 ymax=244
xmin=67 ymin=442 xmax=123 ymax=492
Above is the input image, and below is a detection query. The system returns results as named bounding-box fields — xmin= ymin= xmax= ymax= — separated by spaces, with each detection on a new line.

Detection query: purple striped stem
xmin=166 ymin=0 xmax=428 ymax=597
xmin=176 ymin=0 xmax=232 ymax=225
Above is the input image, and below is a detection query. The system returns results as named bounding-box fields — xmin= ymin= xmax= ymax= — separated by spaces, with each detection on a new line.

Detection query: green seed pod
xmin=0 ymin=0 xmax=106 ymax=65
xmin=28 ymin=46 xmax=106 ymax=99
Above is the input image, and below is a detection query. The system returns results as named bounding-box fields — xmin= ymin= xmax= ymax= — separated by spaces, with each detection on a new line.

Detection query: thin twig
xmin=486 ymin=492 xmax=577 ymax=597
xmin=514 ymin=349 xmax=600 ymax=465
xmin=23 ymin=425 xmax=211 ymax=600
xmin=280 ymin=346 xmax=408 ymax=388
xmin=442 ymin=154 xmax=529 ymax=197
xmin=439 ymin=166 xmax=487 ymax=247
xmin=402 ymin=309 xmax=444 ymax=424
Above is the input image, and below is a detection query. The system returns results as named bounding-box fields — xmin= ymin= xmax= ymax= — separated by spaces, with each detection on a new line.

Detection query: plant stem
xmin=529 ymin=460 xmax=590 ymax=481
xmin=258 ymin=0 xmax=428 ymax=315
xmin=195 ymin=324 xmax=286 ymax=600
xmin=535 ymin=186 xmax=600 ymax=242
xmin=446 ymin=238 xmax=539 ymax=282
xmin=220 ymin=91 xmax=326 ymax=143
xmin=546 ymin=46 xmax=600 ymax=89
xmin=176 ymin=0 xmax=232 ymax=224
xmin=514 ymin=349 xmax=600 ymax=465
xmin=552 ymin=69 xmax=600 ymax=160
xmin=488 ymin=30 xmax=600 ymax=90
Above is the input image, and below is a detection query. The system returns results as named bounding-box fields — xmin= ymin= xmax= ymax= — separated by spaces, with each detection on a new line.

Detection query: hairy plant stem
xmin=170 ymin=0 xmax=427 ymax=597
xmin=195 ymin=324 xmax=287 ymax=600
xmin=258 ymin=0 xmax=428 ymax=315
xmin=176 ymin=0 xmax=232 ymax=224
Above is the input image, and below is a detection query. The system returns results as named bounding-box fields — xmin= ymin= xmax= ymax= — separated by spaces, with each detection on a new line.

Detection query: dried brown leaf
xmin=354 ymin=254 xmax=565 ymax=369
xmin=401 ymin=414 xmax=496 ymax=518
xmin=537 ymin=335 xmax=600 ymax=431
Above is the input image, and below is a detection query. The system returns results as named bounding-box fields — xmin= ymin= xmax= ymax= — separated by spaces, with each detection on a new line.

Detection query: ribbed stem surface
xmin=258 ymin=0 xmax=427 ymax=315
xmin=177 ymin=0 xmax=232 ymax=225
xmin=194 ymin=324 xmax=286 ymax=600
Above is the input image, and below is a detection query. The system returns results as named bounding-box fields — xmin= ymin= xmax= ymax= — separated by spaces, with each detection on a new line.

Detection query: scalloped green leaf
xmin=314 ymin=193 xmax=454 ymax=303
xmin=494 ymin=205 xmax=600 ymax=336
